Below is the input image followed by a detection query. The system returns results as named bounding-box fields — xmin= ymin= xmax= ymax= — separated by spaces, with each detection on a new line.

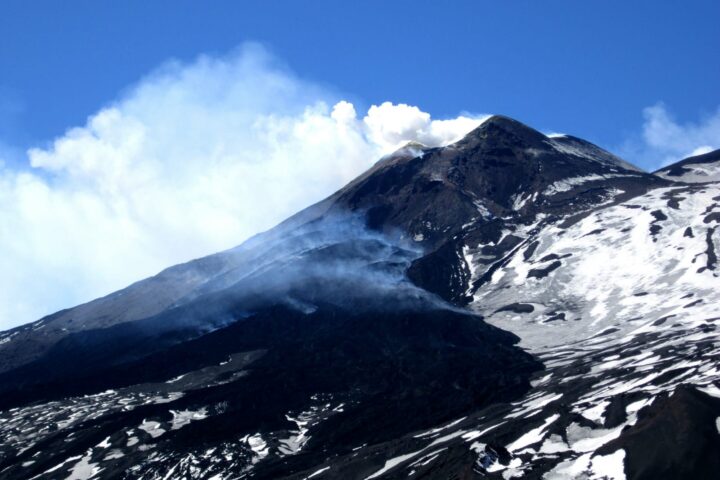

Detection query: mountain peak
xmin=480 ymin=114 xmax=530 ymax=129
xmin=458 ymin=114 xmax=548 ymax=148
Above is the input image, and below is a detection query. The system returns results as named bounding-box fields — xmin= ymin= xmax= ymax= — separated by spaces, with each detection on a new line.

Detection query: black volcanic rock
xmin=0 ymin=302 xmax=541 ymax=480
xmin=597 ymin=386 xmax=720 ymax=480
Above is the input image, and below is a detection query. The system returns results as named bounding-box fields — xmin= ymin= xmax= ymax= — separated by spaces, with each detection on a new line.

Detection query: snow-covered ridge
xmin=656 ymin=160 xmax=720 ymax=183
xmin=654 ymin=149 xmax=720 ymax=184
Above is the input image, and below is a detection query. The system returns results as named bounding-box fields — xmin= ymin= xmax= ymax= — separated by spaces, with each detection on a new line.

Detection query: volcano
xmin=0 ymin=115 xmax=718 ymax=480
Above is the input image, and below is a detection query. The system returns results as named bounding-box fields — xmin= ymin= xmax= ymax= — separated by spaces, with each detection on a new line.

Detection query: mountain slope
xmin=0 ymin=118 xmax=718 ymax=480
xmin=654 ymin=148 xmax=720 ymax=183
xmin=0 ymin=115 xmax=664 ymax=375
xmin=319 ymin=178 xmax=719 ymax=480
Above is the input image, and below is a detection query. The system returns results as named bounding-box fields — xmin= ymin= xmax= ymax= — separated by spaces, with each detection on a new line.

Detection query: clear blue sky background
xmin=1 ymin=0 xmax=718 ymax=166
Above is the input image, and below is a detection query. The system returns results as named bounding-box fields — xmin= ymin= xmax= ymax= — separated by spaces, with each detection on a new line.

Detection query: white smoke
xmin=620 ymin=103 xmax=720 ymax=169
xmin=0 ymin=44 xmax=488 ymax=330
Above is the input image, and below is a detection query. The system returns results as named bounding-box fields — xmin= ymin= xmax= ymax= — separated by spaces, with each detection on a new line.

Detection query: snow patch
xmin=590 ymin=449 xmax=626 ymax=479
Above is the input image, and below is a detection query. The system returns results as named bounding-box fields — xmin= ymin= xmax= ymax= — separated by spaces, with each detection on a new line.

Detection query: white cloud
xmin=689 ymin=145 xmax=714 ymax=157
xmin=363 ymin=101 xmax=486 ymax=152
xmin=0 ymin=44 xmax=487 ymax=330
xmin=621 ymin=103 xmax=720 ymax=169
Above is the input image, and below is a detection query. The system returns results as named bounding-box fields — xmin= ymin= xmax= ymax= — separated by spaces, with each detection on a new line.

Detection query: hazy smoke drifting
xmin=620 ymin=103 xmax=720 ymax=169
xmin=0 ymin=44 xmax=488 ymax=329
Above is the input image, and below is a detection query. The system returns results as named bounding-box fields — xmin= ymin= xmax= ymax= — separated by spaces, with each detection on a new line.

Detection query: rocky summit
xmin=0 ymin=115 xmax=718 ymax=480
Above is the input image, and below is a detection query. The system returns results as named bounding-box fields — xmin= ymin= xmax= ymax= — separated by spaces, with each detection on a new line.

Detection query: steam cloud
xmin=0 ymin=44 xmax=488 ymax=329
xmin=621 ymin=103 xmax=720 ymax=168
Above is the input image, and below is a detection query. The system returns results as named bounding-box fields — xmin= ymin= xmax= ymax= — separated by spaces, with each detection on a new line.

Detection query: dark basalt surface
xmin=527 ymin=260 xmax=562 ymax=279
xmin=0 ymin=302 xmax=542 ymax=480
xmin=597 ymin=386 xmax=720 ymax=480
xmin=495 ymin=303 xmax=535 ymax=314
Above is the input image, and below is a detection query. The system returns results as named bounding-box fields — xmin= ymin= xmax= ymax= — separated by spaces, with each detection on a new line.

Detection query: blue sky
xmin=0 ymin=0 xmax=719 ymax=329
xmin=1 ymin=0 xmax=718 ymax=158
